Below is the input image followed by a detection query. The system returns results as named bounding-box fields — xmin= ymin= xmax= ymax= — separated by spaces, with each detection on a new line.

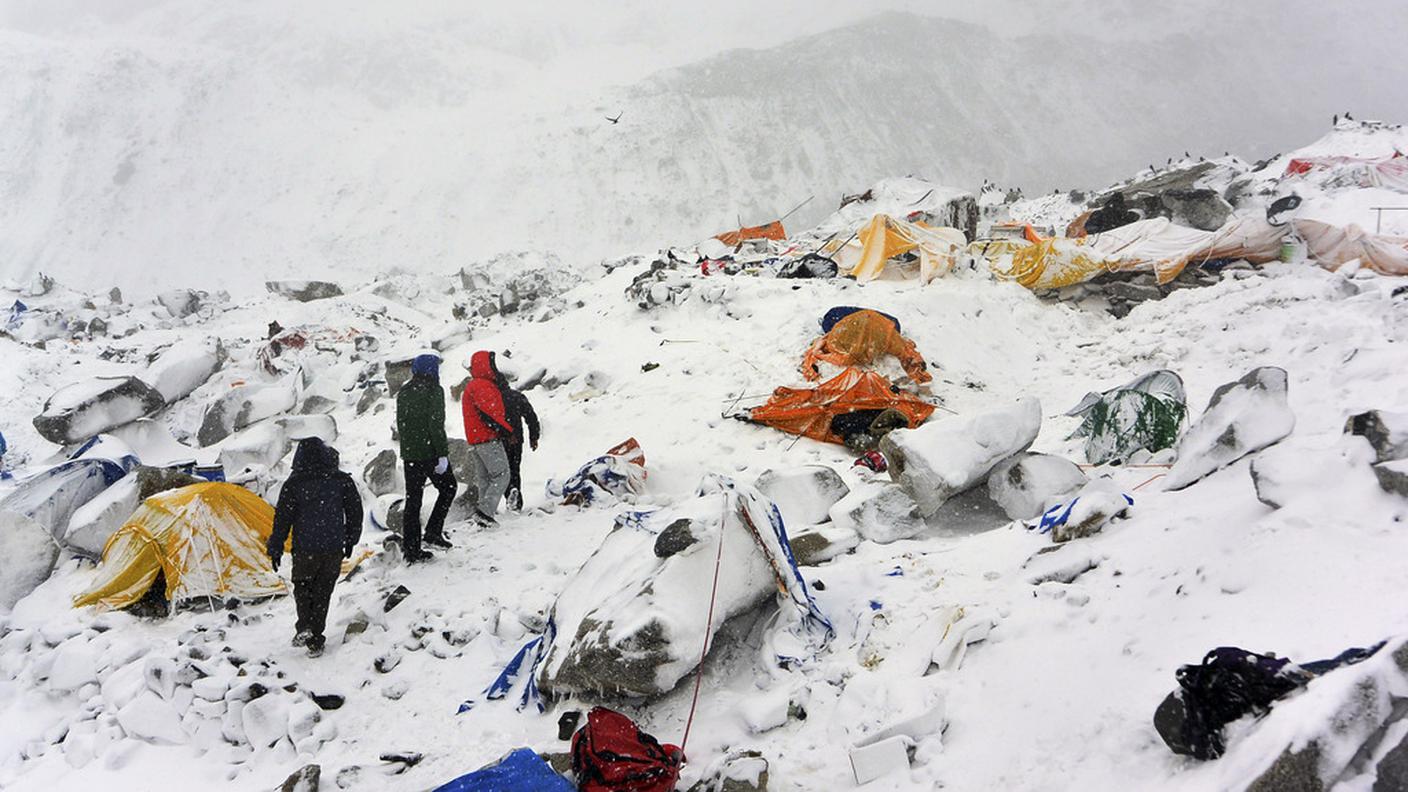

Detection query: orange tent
xmin=801 ymin=309 xmax=932 ymax=384
xmin=716 ymin=220 xmax=786 ymax=247
xmin=747 ymin=367 xmax=936 ymax=446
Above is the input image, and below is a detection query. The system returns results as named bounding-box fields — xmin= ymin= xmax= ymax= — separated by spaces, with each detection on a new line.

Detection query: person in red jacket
xmin=461 ymin=350 xmax=514 ymax=524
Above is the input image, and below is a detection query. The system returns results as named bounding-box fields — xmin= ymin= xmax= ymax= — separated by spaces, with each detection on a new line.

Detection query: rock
xmin=34 ymin=377 xmax=166 ymax=444
xmin=286 ymin=699 xmax=322 ymax=745
xmin=1374 ymin=460 xmax=1408 ymax=498
xmin=384 ymin=358 xmax=415 ymax=399
xmin=47 ymin=637 xmax=102 ymax=692
xmin=653 ymin=519 xmax=699 ymax=558
xmin=829 ymin=483 xmax=925 ymax=544
xmin=134 ymin=465 xmax=204 ymax=500
xmin=156 ymin=289 xmax=202 ymax=319
xmin=1250 ymin=440 xmax=1374 ymax=509
xmin=881 ymin=398 xmax=1041 ymax=516
xmin=1101 ymin=280 xmax=1163 ymax=303
xmin=144 ymin=338 xmax=224 ymax=403
xmin=310 ymin=693 xmax=344 ymax=710
xmin=108 ymin=287 xmax=123 ymax=304
xmin=198 ymin=378 xmax=299 ymax=446
xmin=278 ymin=764 xmax=321 ymax=792
xmin=1050 ymin=478 xmax=1132 ymax=543
xmin=299 ymin=395 xmax=337 ymax=415
xmin=355 ymin=385 xmax=383 ymax=416
xmin=218 ymin=420 xmax=291 ymax=474
xmin=278 ymin=414 xmax=338 ymax=444
xmin=241 ymin=694 xmax=291 ymax=749
xmin=1376 ymin=729 xmax=1408 ymax=792
xmin=363 ymin=449 xmax=402 ymax=497
xmin=787 ymin=524 xmax=862 ymax=565
xmin=381 ymin=682 xmax=409 ymax=700
xmin=987 ymin=453 xmax=1088 ymax=521
xmin=191 ymin=676 xmax=230 ymax=701
xmin=63 ymin=475 xmax=140 ymax=557
xmin=143 ymin=656 xmax=178 ymax=699
xmin=115 ymin=691 xmax=187 ymax=745
xmin=266 ymin=281 xmax=343 ymax=302
xmin=383 ymin=585 xmax=411 ymax=612
xmin=754 ymin=466 xmax=850 ymax=526
xmin=0 ymin=510 xmax=60 ymax=609
xmin=226 ymin=681 xmax=270 ymax=703
xmin=1164 ymin=367 xmax=1295 ymax=490
xmin=688 ymin=751 xmax=770 ymax=792
xmin=1345 ymin=410 xmax=1408 ymax=463
xmin=374 ymin=652 xmax=402 ymax=674
xmin=1023 ymin=544 xmax=1100 ymax=585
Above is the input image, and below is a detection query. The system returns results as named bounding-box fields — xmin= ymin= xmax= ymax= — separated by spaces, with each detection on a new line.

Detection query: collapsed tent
xmin=1293 ymin=219 xmax=1408 ymax=276
xmin=546 ymin=438 xmax=647 ymax=506
xmin=992 ymin=216 xmax=1285 ymax=289
xmin=1283 ymin=153 xmax=1408 ymax=191
xmin=73 ymin=482 xmax=287 ymax=610
xmin=715 ymin=220 xmax=786 ymax=248
xmin=837 ymin=214 xmax=967 ymax=283
xmin=1066 ymin=370 xmax=1187 ymax=465
xmin=746 ymin=367 xmax=935 ymax=446
xmin=0 ymin=444 xmax=136 ymax=539
xmin=801 ymin=309 xmax=931 ymax=384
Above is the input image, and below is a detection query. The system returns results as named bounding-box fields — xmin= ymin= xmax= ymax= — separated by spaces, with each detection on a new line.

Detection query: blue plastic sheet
xmin=432 ymin=748 xmax=574 ymax=792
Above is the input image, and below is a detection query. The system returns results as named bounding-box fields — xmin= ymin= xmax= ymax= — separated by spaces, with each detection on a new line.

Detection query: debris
xmin=1066 ymin=370 xmax=1186 ymax=465
xmin=266 ymin=281 xmax=343 ymax=302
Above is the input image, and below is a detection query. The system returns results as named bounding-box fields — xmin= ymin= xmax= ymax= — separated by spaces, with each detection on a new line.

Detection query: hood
xmin=411 ymin=354 xmax=440 ymax=379
xmin=470 ymin=350 xmax=498 ymax=381
xmin=289 ymin=437 xmax=338 ymax=478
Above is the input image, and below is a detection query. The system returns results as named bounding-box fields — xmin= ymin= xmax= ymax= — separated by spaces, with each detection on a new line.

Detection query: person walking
xmin=461 ymin=350 xmax=514 ymax=524
xmin=268 ymin=437 xmax=362 ymax=657
xmin=495 ymin=367 xmax=540 ymax=511
xmin=397 ymin=353 xmax=456 ymax=560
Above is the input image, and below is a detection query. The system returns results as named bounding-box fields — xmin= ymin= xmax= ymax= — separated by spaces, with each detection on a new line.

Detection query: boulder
xmin=881 ymin=398 xmax=1041 ymax=516
xmin=384 ymin=358 xmax=415 ymax=398
xmin=363 ymin=449 xmax=402 ymax=497
xmin=0 ymin=510 xmax=61 ymax=609
xmin=987 ymin=453 xmax=1088 ymax=521
xmin=63 ymin=475 xmax=141 ymax=557
xmin=156 ymin=289 xmax=202 ymax=319
xmin=115 ymin=691 xmax=187 ymax=745
xmin=266 ymin=281 xmax=343 ymax=302
xmin=787 ymin=525 xmax=862 ymax=566
xmin=753 ymin=466 xmax=849 ymax=527
xmin=828 ymin=483 xmax=925 ymax=544
xmin=1249 ymin=440 xmax=1374 ymax=509
xmin=218 ymin=421 xmax=291 ymax=475
xmin=34 ymin=377 xmax=166 ymax=444
xmin=144 ymin=338 xmax=224 ymax=403
xmin=687 ymin=751 xmax=770 ymax=792
xmin=1374 ymin=460 xmax=1408 ymax=498
xmin=198 ymin=378 xmax=299 ymax=446
xmin=279 ymin=764 xmax=321 ymax=792
xmin=1345 ymin=409 xmax=1408 ymax=463
xmin=1023 ymin=544 xmax=1100 ymax=585
xmin=242 ymin=694 xmax=291 ymax=749
xmin=47 ymin=636 xmax=102 ymax=692
xmin=1164 ymin=367 xmax=1295 ymax=490
xmin=278 ymin=414 xmax=338 ymax=444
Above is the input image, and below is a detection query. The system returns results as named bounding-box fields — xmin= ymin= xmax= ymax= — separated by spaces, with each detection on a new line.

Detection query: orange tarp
xmin=748 ymin=367 xmax=936 ymax=446
xmin=801 ymin=309 xmax=932 ymax=384
xmin=716 ymin=220 xmax=786 ymax=247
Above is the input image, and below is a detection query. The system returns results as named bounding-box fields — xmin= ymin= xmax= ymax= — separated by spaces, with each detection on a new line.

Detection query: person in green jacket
xmin=396 ymin=354 xmax=456 ymax=562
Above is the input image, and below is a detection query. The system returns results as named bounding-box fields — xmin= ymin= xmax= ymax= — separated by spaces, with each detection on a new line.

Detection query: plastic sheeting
xmin=1067 ymin=370 xmax=1187 ymax=465
xmin=546 ymin=438 xmax=647 ymax=506
xmin=432 ymin=748 xmax=575 ymax=792
xmin=848 ymin=214 xmax=967 ymax=283
xmin=801 ymin=309 xmax=931 ymax=384
xmin=1283 ymin=154 xmax=1408 ymax=192
xmin=715 ymin=220 xmax=786 ymax=247
xmin=73 ymin=482 xmax=287 ymax=610
xmin=1294 ymin=219 xmax=1408 ymax=276
xmin=746 ymin=367 xmax=936 ymax=446
xmin=0 ymin=457 xmax=131 ymax=539
xmin=991 ymin=216 xmax=1286 ymax=289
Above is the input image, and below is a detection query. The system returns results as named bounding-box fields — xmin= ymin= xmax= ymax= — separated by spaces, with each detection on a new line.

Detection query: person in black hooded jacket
xmin=495 ymin=369 xmax=540 ymax=511
xmin=268 ymin=437 xmax=362 ymax=656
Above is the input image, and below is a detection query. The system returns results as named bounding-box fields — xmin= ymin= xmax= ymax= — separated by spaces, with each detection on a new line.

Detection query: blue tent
xmin=433 ymin=748 xmax=574 ymax=792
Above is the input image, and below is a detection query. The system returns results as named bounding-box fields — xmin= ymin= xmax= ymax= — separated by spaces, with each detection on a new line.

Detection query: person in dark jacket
xmin=495 ymin=368 xmax=540 ymax=511
xmin=268 ymin=437 xmax=362 ymax=657
xmin=396 ymin=353 xmax=456 ymax=561
xmin=460 ymin=350 xmax=513 ymax=524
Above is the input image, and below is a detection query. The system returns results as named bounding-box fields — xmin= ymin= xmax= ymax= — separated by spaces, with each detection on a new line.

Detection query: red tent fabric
xmin=747 ymin=367 xmax=935 ymax=445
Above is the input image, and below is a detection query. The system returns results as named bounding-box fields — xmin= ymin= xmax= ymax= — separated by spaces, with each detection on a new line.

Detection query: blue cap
xmin=411 ymin=354 xmax=440 ymax=378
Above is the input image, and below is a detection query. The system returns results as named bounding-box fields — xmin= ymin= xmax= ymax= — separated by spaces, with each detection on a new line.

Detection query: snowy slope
xmin=3 ymin=4 xmax=1408 ymax=295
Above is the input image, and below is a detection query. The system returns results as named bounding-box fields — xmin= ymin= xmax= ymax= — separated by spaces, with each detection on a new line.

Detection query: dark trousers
xmin=403 ymin=458 xmax=456 ymax=556
xmin=506 ymin=440 xmax=524 ymax=496
xmin=292 ymin=552 xmax=341 ymax=647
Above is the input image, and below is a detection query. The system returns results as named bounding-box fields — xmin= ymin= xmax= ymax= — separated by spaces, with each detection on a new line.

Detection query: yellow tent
xmin=838 ymin=214 xmax=968 ymax=283
xmin=74 ymin=482 xmax=287 ymax=610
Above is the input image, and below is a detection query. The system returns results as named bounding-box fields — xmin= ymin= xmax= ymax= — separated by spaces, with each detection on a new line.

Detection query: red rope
xmin=680 ymin=515 xmax=728 ymax=757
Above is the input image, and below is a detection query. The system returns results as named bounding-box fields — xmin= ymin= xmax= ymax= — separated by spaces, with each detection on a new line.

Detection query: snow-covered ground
xmin=1 ymin=228 xmax=1406 ymax=790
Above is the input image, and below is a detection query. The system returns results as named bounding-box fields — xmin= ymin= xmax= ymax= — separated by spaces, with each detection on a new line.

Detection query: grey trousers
xmin=468 ymin=441 xmax=510 ymax=516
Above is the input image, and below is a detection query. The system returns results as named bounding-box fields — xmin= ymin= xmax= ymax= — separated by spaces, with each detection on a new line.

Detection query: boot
xmin=424 ymin=534 xmax=453 ymax=549
xmin=506 ymin=487 xmax=523 ymax=512
xmin=292 ymin=630 xmax=312 ymax=647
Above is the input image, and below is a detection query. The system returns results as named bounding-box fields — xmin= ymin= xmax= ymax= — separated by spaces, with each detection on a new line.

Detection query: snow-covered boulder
xmin=34 ymin=377 xmax=166 ymax=444
xmin=218 ymin=421 xmax=291 ymax=476
xmin=754 ymin=466 xmax=849 ymax=527
xmin=0 ymin=510 xmax=61 ymax=609
xmin=242 ymin=694 xmax=291 ymax=749
xmin=155 ymin=289 xmax=202 ymax=319
xmin=278 ymin=414 xmax=338 ymax=443
xmin=880 ymin=398 xmax=1041 ymax=516
xmin=1345 ymin=409 xmax=1408 ymax=463
xmin=64 ymin=474 xmax=141 ymax=557
xmin=788 ymin=524 xmax=862 ymax=566
xmin=363 ymin=449 xmax=402 ymax=497
xmin=1164 ymin=367 xmax=1295 ymax=491
xmin=829 ymin=483 xmax=925 ymax=544
xmin=987 ymin=453 xmax=1088 ymax=521
xmin=116 ymin=691 xmax=188 ymax=745
xmin=1376 ymin=460 xmax=1408 ymax=498
xmin=266 ymin=281 xmax=343 ymax=302
xmin=46 ymin=636 xmax=103 ymax=692
xmin=1249 ymin=439 xmax=1375 ymax=509
xmin=539 ymin=479 xmax=811 ymax=698
xmin=144 ymin=338 xmax=224 ymax=403
xmin=1048 ymin=478 xmax=1132 ymax=543
xmin=198 ymin=377 xmax=299 ymax=446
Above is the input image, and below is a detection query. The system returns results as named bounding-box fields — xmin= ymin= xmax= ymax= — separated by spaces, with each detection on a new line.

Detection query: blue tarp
xmin=1035 ymin=493 xmax=1135 ymax=534
xmin=0 ymin=456 xmax=132 ymax=537
xmin=457 ymin=619 xmax=556 ymax=715
xmin=432 ymin=748 xmax=574 ymax=792
xmin=6 ymin=300 xmax=27 ymax=330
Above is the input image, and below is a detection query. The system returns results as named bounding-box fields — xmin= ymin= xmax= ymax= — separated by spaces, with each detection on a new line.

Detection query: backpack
xmin=570 ymin=707 xmax=683 ymax=792
xmin=1155 ymin=647 xmax=1311 ymax=760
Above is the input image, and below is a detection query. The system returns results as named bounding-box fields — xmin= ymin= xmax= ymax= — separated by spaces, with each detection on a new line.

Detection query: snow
xmin=143 ymin=338 xmax=223 ymax=404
